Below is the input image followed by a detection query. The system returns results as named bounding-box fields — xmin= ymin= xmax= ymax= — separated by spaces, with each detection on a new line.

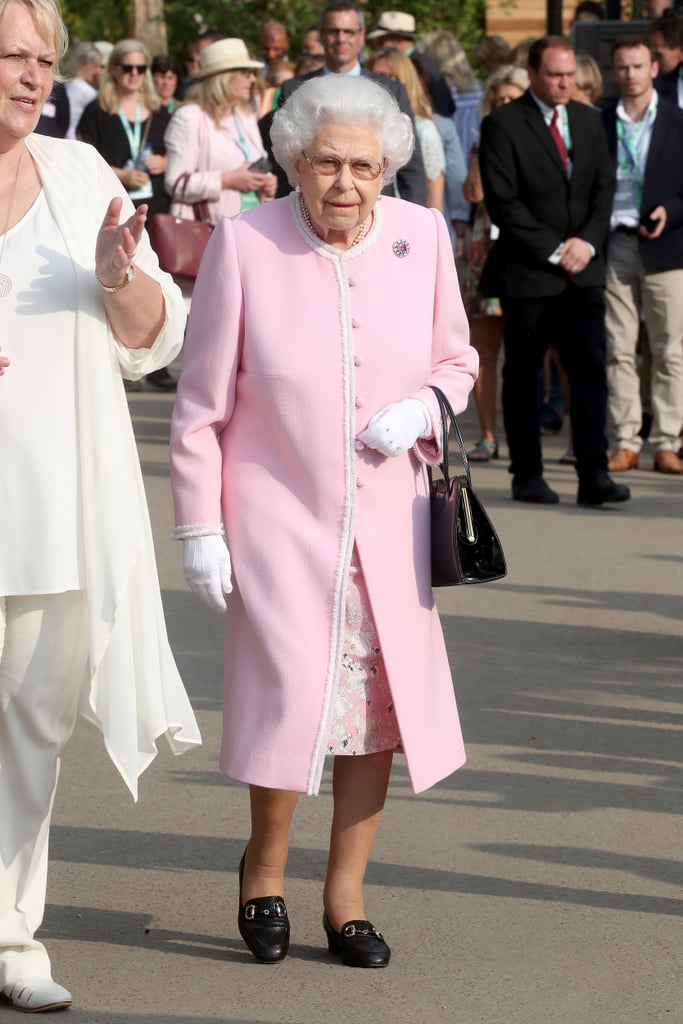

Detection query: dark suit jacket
xmin=654 ymin=65 xmax=680 ymax=106
xmin=410 ymin=51 xmax=455 ymax=118
xmin=274 ymin=69 xmax=428 ymax=206
xmin=602 ymin=97 xmax=683 ymax=274
xmin=479 ymin=90 xmax=615 ymax=298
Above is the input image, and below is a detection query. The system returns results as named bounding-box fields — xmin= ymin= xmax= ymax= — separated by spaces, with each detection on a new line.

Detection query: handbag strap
xmin=430 ymin=385 xmax=473 ymax=490
xmin=171 ymin=173 xmax=212 ymax=223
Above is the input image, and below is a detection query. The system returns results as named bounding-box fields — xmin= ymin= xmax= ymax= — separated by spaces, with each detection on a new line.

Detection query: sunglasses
xmin=119 ymin=63 xmax=148 ymax=74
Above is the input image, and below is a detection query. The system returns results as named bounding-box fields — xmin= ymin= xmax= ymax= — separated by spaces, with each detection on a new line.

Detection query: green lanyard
xmin=232 ymin=112 xmax=259 ymax=211
xmin=118 ymin=103 xmax=142 ymax=163
xmin=616 ymin=101 xmax=656 ymax=179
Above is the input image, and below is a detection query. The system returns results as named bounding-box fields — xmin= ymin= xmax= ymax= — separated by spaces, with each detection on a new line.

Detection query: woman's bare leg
xmin=242 ymin=785 xmax=299 ymax=901
xmin=470 ymin=315 xmax=504 ymax=443
xmin=323 ymin=751 xmax=393 ymax=930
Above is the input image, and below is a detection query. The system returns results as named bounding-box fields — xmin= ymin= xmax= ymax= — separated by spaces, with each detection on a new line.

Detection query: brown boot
xmin=607 ymin=448 xmax=639 ymax=472
xmin=653 ymin=449 xmax=683 ymax=474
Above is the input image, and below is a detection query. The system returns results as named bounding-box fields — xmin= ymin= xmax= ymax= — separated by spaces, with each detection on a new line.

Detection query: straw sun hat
xmin=191 ymin=38 xmax=264 ymax=79
xmin=367 ymin=11 xmax=417 ymax=41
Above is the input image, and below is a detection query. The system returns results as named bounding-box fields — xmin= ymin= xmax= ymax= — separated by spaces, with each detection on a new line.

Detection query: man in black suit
xmin=479 ymin=36 xmax=629 ymax=506
xmin=273 ymin=0 xmax=427 ymax=205
xmin=602 ymin=37 xmax=683 ymax=475
xmin=365 ymin=10 xmax=455 ymax=118
xmin=652 ymin=13 xmax=683 ymax=107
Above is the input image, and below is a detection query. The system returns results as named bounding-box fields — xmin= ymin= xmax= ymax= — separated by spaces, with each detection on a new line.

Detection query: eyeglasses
xmin=302 ymin=152 xmax=385 ymax=181
xmin=322 ymin=27 xmax=362 ymax=37
xmin=120 ymin=63 xmax=148 ymax=74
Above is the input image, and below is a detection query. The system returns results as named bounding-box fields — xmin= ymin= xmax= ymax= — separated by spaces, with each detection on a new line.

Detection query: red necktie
xmin=550 ymin=109 xmax=568 ymax=173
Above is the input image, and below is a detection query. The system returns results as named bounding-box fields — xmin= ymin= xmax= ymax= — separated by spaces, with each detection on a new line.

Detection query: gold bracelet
xmin=97 ymin=264 xmax=135 ymax=293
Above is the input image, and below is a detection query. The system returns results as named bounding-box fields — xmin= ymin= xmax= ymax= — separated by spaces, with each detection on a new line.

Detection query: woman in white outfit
xmin=0 ymin=0 xmax=200 ymax=1013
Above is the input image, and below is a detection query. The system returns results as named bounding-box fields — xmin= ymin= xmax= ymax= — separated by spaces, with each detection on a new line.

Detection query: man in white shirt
xmin=602 ymin=37 xmax=683 ymax=474
xmin=63 ymin=41 xmax=103 ymax=140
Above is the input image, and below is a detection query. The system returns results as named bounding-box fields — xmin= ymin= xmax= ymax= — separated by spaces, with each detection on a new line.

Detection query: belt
xmin=614 ymin=225 xmax=639 ymax=236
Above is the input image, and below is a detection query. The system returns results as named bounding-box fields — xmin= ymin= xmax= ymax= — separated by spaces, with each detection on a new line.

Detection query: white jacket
xmin=22 ymin=134 xmax=201 ymax=797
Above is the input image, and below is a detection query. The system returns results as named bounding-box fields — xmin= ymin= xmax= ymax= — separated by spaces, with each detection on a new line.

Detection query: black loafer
xmin=577 ymin=474 xmax=631 ymax=506
xmin=323 ymin=914 xmax=391 ymax=968
xmin=512 ymin=476 xmax=559 ymax=504
xmin=237 ymin=852 xmax=289 ymax=963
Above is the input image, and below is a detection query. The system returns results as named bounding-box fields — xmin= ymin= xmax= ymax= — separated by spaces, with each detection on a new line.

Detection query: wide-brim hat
xmin=367 ymin=11 xmax=417 ymax=41
xmin=191 ymin=38 xmax=264 ymax=80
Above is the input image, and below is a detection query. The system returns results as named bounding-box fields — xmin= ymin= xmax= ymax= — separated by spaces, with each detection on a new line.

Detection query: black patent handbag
xmin=427 ymin=386 xmax=507 ymax=587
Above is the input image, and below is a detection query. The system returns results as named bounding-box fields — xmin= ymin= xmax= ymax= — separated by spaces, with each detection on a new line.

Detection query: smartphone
xmin=248 ymin=157 xmax=272 ymax=174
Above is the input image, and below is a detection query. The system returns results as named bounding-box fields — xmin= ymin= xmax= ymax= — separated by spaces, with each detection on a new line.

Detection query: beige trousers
xmin=604 ymin=230 xmax=683 ymax=453
xmin=0 ymin=592 xmax=89 ymax=987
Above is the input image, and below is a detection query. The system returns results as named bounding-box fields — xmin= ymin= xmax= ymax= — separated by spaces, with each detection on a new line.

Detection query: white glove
xmin=183 ymin=536 xmax=233 ymax=613
xmin=356 ymin=398 xmax=431 ymax=457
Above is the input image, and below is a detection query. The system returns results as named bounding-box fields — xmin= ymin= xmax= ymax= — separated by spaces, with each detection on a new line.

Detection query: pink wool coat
xmin=170 ymin=194 xmax=478 ymax=795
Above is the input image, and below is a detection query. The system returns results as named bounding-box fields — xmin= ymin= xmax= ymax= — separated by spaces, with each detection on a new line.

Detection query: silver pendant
xmin=0 ymin=273 xmax=11 ymax=297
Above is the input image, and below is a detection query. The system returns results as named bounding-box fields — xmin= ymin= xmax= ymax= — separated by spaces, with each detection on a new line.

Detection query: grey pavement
xmin=2 ymin=385 xmax=681 ymax=1024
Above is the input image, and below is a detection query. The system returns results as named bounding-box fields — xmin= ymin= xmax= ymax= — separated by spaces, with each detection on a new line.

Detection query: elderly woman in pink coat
xmin=170 ymin=74 xmax=478 ymax=969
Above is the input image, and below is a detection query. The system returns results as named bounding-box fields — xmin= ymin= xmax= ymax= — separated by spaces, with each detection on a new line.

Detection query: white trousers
xmin=605 ymin=231 xmax=683 ymax=453
xmin=0 ymin=592 xmax=89 ymax=987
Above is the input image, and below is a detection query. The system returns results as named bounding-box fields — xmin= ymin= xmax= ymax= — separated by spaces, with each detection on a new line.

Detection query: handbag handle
xmin=171 ymin=172 xmax=211 ymax=223
xmin=430 ymin=385 xmax=473 ymax=491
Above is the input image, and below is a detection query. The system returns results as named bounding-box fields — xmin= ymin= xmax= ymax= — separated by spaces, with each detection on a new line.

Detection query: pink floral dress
xmin=327 ymin=545 xmax=403 ymax=756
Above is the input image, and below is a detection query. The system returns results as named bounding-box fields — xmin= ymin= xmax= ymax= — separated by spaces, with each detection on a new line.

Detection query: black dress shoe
xmin=577 ymin=473 xmax=631 ymax=506
xmin=511 ymin=476 xmax=559 ymax=504
xmin=145 ymin=367 xmax=177 ymax=391
xmin=322 ymin=914 xmax=391 ymax=968
xmin=237 ymin=852 xmax=289 ymax=963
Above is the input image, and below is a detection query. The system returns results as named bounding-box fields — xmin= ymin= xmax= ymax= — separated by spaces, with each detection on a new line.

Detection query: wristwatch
xmin=97 ymin=264 xmax=135 ymax=293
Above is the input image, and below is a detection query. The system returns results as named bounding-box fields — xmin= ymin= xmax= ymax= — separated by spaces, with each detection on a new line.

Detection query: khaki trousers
xmin=0 ymin=592 xmax=89 ymax=987
xmin=604 ymin=231 xmax=683 ymax=453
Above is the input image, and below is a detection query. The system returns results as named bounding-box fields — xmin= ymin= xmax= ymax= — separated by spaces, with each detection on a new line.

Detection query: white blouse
xmin=416 ymin=116 xmax=446 ymax=182
xmin=0 ymin=191 xmax=84 ymax=594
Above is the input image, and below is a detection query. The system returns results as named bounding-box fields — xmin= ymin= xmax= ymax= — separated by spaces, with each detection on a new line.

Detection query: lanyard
xmin=118 ymin=103 xmax=142 ymax=161
xmin=231 ymin=111 xmax=253 ymax=162
xmin=616 ymin=102 xmax=656 ymax=177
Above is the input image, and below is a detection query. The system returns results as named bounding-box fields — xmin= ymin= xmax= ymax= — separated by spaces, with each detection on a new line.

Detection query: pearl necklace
xmin=0 ymin=151 xmax=24 ymax=298
xmin=299 ymin=194 xmax=370 ymax=248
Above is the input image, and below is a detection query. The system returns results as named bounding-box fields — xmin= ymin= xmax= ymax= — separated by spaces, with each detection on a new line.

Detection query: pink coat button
xmin=355 ymin=396 xmax=365 ymax=408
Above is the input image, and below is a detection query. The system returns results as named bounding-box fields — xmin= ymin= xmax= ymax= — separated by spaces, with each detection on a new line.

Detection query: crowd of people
xmin=1 ymin=0 xmax=682 ymax=1014
xmin=38 ymin=1 xmax=681 ymax=480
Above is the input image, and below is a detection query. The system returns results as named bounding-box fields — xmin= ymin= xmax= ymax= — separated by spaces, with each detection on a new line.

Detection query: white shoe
xmin=2 ymin=976 xmax=72 ymax=1012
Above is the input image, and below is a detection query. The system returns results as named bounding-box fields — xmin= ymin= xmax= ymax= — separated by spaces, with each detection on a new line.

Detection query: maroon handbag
xmin=148 ymin=174 xmax=213 ymax=278
xmin=428 ymin=386 xmax=507 ymax=587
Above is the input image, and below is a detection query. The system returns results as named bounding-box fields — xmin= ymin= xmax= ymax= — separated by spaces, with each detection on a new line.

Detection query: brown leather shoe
xmin=653 ymin=449 xmax=683 ymax=474
xmin=607 ymin=448 xmax=639 ymax=472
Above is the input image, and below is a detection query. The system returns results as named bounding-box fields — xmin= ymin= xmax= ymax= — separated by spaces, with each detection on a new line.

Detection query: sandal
xmin=468 ymin=439 xmax=499 ymax=462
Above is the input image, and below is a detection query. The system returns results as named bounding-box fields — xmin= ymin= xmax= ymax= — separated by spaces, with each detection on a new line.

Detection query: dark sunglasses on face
xmin=120 ymin=63 xmax=148 ymax=74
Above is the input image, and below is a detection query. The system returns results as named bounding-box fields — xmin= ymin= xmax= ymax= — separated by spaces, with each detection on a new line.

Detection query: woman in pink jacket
xmin=170 ymin=75 xmax=478 ymax=969
xmin=163 ymin=38 xmax=276 ymax=225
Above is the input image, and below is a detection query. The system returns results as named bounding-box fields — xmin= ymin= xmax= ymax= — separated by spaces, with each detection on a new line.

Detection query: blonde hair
xmin=480 ymin=64 xmax=529 ymax=116
xmin=575 ymin=51 xmax=603 ymax=104
xmin=185 ymin=69 xmax=253 ymax=125
xmin=368 ymin=47 xmax=434 ymax=120
xmin=418 ymin=30 xmax=478 ymax=94
xmin=0 ymin=0 xmax=68 ymax=68
xmin=99 ymin=38 xmax=160 ymax=114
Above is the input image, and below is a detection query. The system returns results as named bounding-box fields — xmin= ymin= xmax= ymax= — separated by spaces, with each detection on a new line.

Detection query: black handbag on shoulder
xmin=427 ymin=386 xmax=507 ymax=587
